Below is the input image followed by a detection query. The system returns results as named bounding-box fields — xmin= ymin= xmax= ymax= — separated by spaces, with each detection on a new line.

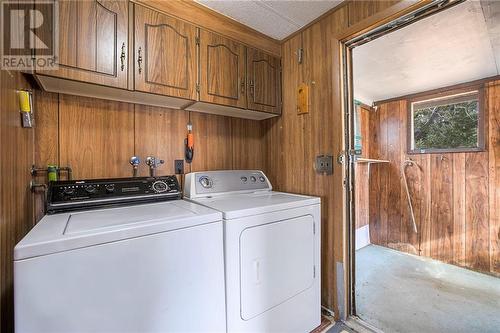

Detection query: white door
xmin=239 ymin=215 xmax=315 ymax=320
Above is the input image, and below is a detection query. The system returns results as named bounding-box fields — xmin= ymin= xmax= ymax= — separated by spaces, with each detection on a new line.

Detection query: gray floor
xmin=356 ymin=245 xmax=500 ymax=333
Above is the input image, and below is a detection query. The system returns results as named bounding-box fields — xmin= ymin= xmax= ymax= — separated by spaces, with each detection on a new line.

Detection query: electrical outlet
xmin=316 ymin=155 xmax=333 ymax=175
xmin=174 ymin=160 xmax=184 ymax=174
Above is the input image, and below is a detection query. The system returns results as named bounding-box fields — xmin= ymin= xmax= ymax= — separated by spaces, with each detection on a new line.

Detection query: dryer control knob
xmin=199 ymin=176 xmax=213 ymax=189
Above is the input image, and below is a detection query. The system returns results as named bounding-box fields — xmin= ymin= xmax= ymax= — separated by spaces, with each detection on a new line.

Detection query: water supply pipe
xmin=402 ymin=158 xmax=418 ymax=233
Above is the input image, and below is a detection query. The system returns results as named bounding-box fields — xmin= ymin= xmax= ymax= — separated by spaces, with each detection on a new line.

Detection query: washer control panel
xmin=184 ymin=170 xmax=271 ymax=198
xmin=47 ymin=176 xmax=181 ymax=214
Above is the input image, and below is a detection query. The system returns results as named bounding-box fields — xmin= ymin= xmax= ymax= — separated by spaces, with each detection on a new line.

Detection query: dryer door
xmin=239 ymin=215 xmax=315 ymax=320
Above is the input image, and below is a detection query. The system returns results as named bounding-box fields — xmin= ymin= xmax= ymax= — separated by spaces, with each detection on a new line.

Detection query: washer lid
xmin=189 ymin=191 xmax=320 ymax=219
xmin=14 ymin=200 xmax=222 ymax=260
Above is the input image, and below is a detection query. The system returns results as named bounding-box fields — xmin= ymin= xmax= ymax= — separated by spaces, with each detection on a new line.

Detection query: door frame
xmin=337 ymin=0 xmax=465 ymax=327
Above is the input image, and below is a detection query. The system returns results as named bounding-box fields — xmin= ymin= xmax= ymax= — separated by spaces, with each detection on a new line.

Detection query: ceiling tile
xmin=196 ymin=0 xmax=343 ymax=40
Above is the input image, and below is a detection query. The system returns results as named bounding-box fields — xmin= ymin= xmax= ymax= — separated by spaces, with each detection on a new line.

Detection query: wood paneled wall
xmin=264 ymin=0 xmax=405 ymax=318
xmin=354 ymin=106 xmax=371 ymax=229
xmin=264 ymin=7 xmax=349 ymax=317
xmin=32 ymin=92 xmax=266 ymax=220
xmin=0 ymin=1 xmax=413 ymax=330
xmin=0 ymin=71 xmax=35 ymax=333
xmin=363 ymin=82 xmax=500 ymax=276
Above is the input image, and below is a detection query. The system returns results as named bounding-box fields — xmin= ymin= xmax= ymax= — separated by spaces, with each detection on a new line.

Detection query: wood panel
xmin=452 ymin=153 xmax=466 ymax=266
xmin=430 ymin=154 xmax=453 ymax=263
xmin=38 ymin=0 xmax=129 ymax=89
xmin=465 ymin=152 xmax=490 ymax=271
xmin=231 ymin=118 xmax=266 ymax=170
xmin=136 ymin=0 xmax=281 ymax=56
xmin=488 ymin=82 xmax=500 ymax=274
xmin=0 ymin=70 xmax=34 ymax=333
xmin=189 ymin=112 xmax=233 ymax=172
xmin=134 ymin=105 xmax=188 ymax=176
xmin=386 ymin=101 xmax=402 ymax=251
xmin=367 ymin=83 xmax=500 ymax=276
xmin=354 ymin=106 xmax=371 ymax=229
xmin=199 ymin=30 xmax=247 ymax=108
xmin=33 ymin=90 xmax=59 ymax=221
xmin=348 ymin=0 xmax=401 ymax=27
xmin=58 ymin=95 xmax=135 ymax=179
xmin=134 ymin=4 xmax=197 ymax=100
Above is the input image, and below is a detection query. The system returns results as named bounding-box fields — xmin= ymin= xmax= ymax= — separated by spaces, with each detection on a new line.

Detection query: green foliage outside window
xmin=413 ymin=99 xmax=478 ymax=150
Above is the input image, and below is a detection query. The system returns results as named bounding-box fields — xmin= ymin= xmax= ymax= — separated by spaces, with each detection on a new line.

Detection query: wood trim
xmin=336 ymin=0 xmax=429 ymax=41
xmin=374 ymin=75 xmax=500 ymax=106
xmin=134 ymin=0 xmax=281 ymax=57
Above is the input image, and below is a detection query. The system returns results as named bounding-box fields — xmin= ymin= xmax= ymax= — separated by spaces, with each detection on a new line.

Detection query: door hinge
xmin=195 ymin=36 xmax=200 ymax=45
xmin=313 ymin=222 xmax=316 ymax=235
xmin=313 ymin=265 xmax=316 ymax=278
xmin=196 ymin=83 xmax=200 ymax=92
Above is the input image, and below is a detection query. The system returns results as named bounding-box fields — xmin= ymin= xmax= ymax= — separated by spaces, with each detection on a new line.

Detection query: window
xmin=409 ymin=89 xmax=484 ymax=153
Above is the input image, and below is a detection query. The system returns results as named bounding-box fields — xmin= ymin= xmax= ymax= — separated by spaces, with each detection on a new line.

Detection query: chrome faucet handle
xmin=145 ymin=156 xmax=164 ymax=177
xmin=146 ymin=156 xmax=164 ymax=168
xmin=130 ymin=156 xmax=141 ymax=177
xmin=130 ymin=156 xmax=141 ymax=166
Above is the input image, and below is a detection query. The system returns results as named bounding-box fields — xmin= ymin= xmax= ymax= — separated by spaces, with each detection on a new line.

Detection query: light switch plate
xmin=316 ymin=155 xmax=333 ymax=174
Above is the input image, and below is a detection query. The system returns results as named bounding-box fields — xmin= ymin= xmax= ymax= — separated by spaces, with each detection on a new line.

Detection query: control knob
xmin=152 ymin=180 xmax=169 ymax=193
xmin=199 ymin=176 xmax=213 ymax=189
xmin=63 ymin=187 xmax=75 ymax=195
xmin=105 ymin=184 xmax=115 ymax=193
xmin=85 ymin=185 xmax=97 ymax=194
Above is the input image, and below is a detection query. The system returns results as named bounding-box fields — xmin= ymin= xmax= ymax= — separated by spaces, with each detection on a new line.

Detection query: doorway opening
xmin=344 ymin=1 xmax=500 ymax=332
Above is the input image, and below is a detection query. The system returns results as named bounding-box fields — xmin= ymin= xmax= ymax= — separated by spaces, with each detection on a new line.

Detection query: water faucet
xmin=130 ymin=156 xmax=141 ymax=177
xmin=145 ymin=156 xmax=164 ymax=177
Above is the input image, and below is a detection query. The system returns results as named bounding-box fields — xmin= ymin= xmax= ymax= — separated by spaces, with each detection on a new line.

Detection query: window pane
xmin=412 ymin=95 xmax=479 ymax=150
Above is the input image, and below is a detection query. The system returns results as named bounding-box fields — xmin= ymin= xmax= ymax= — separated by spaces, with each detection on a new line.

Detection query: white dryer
xmin=185 ymin=170 xmax=321 ymax=333
xmin=14 ymin=176 xmax=226 ymax=333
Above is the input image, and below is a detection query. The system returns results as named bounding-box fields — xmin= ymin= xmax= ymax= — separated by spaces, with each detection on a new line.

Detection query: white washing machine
xmin=185 ymin=170 xmax=321 ymax=333
xmin=14 ymin=176 xmax=226 ymax=333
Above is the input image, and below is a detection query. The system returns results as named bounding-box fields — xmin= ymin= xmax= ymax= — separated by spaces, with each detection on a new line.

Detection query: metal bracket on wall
xmin=296 ymin=48 xmax=303 ymax=64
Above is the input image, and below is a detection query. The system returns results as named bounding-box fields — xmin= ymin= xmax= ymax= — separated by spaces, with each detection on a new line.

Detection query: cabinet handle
xmin=120 ymin=42 xmax=126 ymax=71
xmin=249 ymin=79 xmax=254 ymax=97
xmin=137 ymin=47 xmax=143 ymax=74
xmin=240 ymin=78 xmax=245 ymax=94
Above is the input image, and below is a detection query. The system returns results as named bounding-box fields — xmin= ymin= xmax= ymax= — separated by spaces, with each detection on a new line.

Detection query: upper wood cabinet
xmin=247 ymin=48 xmax=281 ymax=114
xmin=134 ymin=5 xmax=197 ymax=100
xmin=37 ymin=0 xmax=129 ymax=89
xmin=199 ymin=30 xmax=247 ymax=109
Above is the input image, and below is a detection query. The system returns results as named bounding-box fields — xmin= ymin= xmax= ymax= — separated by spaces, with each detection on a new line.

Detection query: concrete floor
xmin=356 ymin=245 xmax=500 ymax=333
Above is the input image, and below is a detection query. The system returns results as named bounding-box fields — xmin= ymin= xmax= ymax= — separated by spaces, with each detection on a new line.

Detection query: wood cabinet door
xmin=246 ymin=48 xmax=281 ymax=114
xmin=199 ymin=30 xmax=246 ymax=108
xmin=37 ymin=0 xmax=129 ymax=89
xmin=134 ymin=5 xmax=197 ymax=100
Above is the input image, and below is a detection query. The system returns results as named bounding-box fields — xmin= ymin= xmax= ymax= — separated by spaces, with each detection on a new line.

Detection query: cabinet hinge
xmin=196 ymin=84 xmax=200 ymax=92
xmin=195 ymin=36 xmax=200 ymax=45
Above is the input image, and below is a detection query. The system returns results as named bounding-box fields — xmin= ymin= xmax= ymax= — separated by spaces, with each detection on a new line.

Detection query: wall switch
xmin=316 ymin=155 xmax=333 ymax=175
xmin=174 ymin=160 xmax=184 ymax=174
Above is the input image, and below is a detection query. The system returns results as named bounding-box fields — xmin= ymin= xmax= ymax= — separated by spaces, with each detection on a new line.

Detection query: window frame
xmin=407 ymin=85 xmax=485 ymax=154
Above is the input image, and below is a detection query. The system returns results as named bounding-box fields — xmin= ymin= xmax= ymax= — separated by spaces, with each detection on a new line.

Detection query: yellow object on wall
xmin=297 ymin=82 xmax=309 ymax=114
xmin=18 ymin=90 xmax=32 ymax=112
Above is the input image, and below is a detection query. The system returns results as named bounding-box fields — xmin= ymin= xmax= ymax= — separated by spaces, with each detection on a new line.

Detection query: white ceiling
xmin=195 ymin=0 xmax=344 ymax=40
xmin=353 ymin=0 xmax=500 ymax=105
